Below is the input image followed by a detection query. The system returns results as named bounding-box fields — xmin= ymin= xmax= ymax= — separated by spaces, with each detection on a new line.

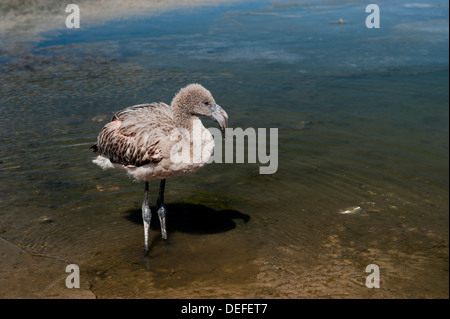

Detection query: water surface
xmin=0 ymin=0 xmax=448 ymax=298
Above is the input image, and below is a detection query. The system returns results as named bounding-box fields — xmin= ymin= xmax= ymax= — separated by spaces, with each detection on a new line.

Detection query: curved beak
xmin=210 ymin=104 xmax=228 ymax=139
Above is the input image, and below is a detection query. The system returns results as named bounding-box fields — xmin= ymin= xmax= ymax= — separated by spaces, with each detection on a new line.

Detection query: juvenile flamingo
xmin=90 ymin=84 xmax=228 ymax=254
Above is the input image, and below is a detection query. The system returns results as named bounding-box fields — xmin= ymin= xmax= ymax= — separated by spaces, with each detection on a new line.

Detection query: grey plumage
xmin=91 ymin=103 xmax=170 ymax=167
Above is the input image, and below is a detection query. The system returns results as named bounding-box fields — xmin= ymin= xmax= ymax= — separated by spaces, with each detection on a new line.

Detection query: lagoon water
xmin=0 ymin=0 xmax=448 ymax=298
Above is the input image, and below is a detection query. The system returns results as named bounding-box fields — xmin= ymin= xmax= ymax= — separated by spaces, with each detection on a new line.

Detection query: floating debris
xmin=329 ymin=18 xmax=346 ymax=25
xmin=339 ymin=206 xmax=362 ymax=214
xmin=96 ymin=185 xmax=120 ymax=192
xmin=298 ymin=120 xmax=312 ymax=130
xmin=92 ymin=115 xmax=108 ymax=122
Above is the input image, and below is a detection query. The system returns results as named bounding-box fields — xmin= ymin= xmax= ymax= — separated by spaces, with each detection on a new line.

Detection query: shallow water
xmin=0 ymin=0 xmax=448 ymax=298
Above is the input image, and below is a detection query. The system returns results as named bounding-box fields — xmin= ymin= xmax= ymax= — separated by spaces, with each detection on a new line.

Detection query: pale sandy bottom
xmin=1 ymin=198 xmax=447 ymax=299
xmin=0 ymin=239 xmax=445 ymax=299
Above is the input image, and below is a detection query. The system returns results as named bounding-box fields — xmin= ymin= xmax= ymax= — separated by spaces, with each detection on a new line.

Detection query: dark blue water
xmin=0 ymin=0 xmax=448 ymax=298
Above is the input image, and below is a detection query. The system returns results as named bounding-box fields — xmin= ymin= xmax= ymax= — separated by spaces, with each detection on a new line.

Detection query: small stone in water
xmin=38 ymin=216 xmax=53 ymax=223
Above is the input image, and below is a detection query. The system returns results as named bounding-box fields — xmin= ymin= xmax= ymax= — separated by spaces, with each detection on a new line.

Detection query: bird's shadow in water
xmin=125 ymin=203 xmax=250 ymax=235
